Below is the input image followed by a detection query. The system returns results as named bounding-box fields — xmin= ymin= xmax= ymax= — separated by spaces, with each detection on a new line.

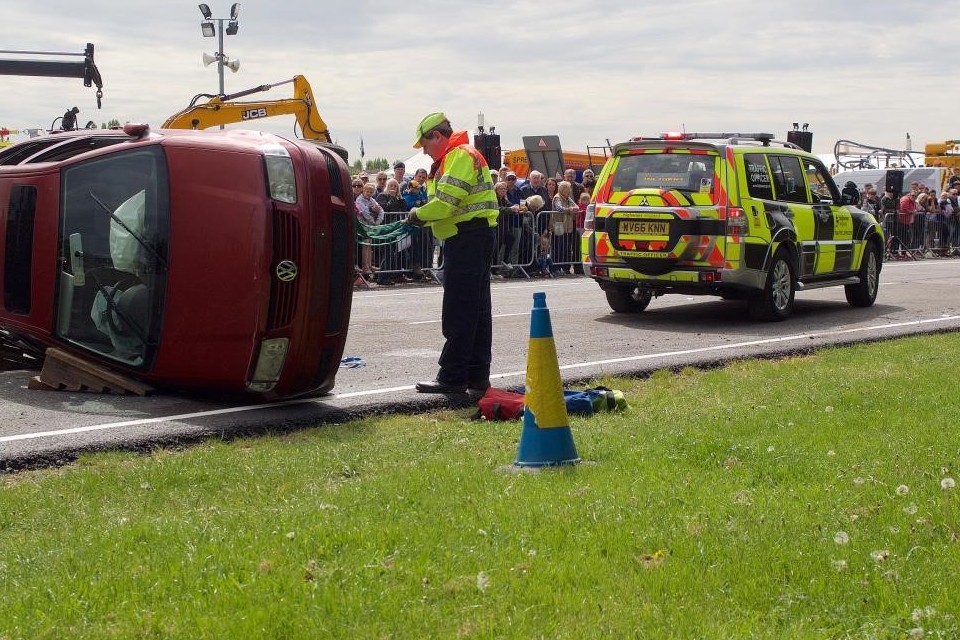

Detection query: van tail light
xmin=584 ymin=203 xmax=596 ymax=230
xmin=725 ymin=207 xmax=748 ymax=236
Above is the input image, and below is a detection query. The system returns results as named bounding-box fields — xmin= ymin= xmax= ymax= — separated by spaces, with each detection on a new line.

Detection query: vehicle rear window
xmin=609 ymin=152 xmax=718 ymax=203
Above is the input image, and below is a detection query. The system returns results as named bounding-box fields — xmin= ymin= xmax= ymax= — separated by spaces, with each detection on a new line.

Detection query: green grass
xmin=3 ymin=334 xmax=960 ymax=638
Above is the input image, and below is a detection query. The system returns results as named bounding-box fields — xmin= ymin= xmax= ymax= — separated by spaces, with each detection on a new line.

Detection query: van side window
xmin=769 ymin=155 xmax=808 ymax=204
xmin=743 ymin=154 xmax=773 ymax=200
xmin=4 ymin=185 xmax=38 ymax=314
xmin=803 ymin=159 xmax=839 ymax=203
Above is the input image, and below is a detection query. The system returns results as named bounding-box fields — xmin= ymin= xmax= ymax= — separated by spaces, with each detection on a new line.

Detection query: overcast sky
xmin=2 ymin=1 xmax=957 ymax=165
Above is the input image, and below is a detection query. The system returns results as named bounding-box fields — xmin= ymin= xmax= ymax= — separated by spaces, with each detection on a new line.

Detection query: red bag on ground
xmin=476 ymin=388 xmax=525 ymax=420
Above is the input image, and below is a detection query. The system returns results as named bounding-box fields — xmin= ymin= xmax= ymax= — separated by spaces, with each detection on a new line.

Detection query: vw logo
xmin=275 ymin=260 xmax=298 ymax=282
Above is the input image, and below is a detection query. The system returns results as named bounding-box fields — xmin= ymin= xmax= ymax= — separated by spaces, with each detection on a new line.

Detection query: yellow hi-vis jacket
xmin=417 ymin=130 xmax=498 ymax=240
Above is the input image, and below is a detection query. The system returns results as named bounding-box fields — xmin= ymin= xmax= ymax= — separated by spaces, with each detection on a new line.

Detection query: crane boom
xmin=0 ymin=43 xmax=104 ymax=107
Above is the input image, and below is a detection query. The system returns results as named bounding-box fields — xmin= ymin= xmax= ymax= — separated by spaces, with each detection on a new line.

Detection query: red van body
xmin=0 ymin=125 xmax=354 ymax=398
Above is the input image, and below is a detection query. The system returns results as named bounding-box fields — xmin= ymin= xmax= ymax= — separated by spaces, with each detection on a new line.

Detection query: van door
xmin=767 ymin=154 xmax=817 ymax=276
xmin=802 ymin=158 xmax=853 ymax=273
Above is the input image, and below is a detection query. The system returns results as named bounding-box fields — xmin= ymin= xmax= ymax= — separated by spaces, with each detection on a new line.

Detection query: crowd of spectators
xmin=351 ymin=160 xmax=599 ymax=284
xmin=857 ymin=168 xmax=960 ymax=258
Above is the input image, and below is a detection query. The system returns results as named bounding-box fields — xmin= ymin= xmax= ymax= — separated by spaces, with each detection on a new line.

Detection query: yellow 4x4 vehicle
xmin=582 ymin=132 xmax=885 ymax=321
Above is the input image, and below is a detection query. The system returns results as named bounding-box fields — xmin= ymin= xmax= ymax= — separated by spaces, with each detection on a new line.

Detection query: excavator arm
xmin=162 ymin=75 xmax=331 ymax=142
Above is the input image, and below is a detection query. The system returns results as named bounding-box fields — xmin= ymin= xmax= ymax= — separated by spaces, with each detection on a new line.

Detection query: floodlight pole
xmin=216 ymin=25 xmax=225 ymax=98
xmin=199 ymin=4 xmax=240 ymax=128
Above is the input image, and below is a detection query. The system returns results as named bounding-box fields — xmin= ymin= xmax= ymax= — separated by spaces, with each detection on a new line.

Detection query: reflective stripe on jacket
xmin=417 ymin=130 xmax=498 ymax=240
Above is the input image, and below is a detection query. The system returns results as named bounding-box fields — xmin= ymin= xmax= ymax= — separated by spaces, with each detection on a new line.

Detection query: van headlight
xmin=247 ymin=337 xmax=289 ymax=392
xmin=261 ymin=143 xmax=297 ymax=204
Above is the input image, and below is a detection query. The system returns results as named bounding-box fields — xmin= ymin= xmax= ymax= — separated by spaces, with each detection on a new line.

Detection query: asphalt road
xmin=3 ymin=258 xmax=959 ymax=469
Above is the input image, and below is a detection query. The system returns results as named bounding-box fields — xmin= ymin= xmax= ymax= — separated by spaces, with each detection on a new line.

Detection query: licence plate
xmin=620 ymin=220 xmax=669 ymax=236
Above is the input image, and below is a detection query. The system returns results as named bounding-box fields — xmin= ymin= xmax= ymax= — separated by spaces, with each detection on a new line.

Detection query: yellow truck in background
xmin=925 ymin=140 xmax=960 ymax=169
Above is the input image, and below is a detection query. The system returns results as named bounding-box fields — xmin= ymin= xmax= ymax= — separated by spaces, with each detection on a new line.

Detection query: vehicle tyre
xmin=748 ymin=249 xmax=794 ymax=321
xmin=605 ymin=286 xmax=652 ymax=313
xmin=845 ymin=240 xmax=881 ymax=307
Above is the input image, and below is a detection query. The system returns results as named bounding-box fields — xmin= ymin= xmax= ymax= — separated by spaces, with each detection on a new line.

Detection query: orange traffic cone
xmin=515 ymin=292 xmax=580 ymax=467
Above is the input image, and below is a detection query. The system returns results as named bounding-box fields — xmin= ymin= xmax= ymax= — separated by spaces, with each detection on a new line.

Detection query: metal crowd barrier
xmin=353 ymin=209 xmax=587 ymax=287
xmin=528 ymin=210 xmax=584 ymax=276
xmin=882 ymin=212 xmax=960 ymax=260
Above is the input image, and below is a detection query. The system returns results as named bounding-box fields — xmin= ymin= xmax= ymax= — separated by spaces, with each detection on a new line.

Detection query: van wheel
xmin=749 ymin=250 xmax=794 ymax=321
xmin=845 ymin=241 xmax=881 ymax=307
xmin=605 ymin=286 xmax=652 ymax=313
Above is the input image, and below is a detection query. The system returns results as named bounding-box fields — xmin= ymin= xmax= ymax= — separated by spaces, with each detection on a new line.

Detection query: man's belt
xmin=455 ymin=218 xmax=491 ymax=233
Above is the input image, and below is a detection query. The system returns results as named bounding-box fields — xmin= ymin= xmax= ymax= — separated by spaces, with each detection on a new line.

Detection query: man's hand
xmin=405 ymin=208 xmax=425 ymax=226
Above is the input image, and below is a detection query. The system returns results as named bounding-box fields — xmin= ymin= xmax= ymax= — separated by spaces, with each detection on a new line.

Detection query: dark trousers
xmin=437 ymin=226 xmax=497 ymax=385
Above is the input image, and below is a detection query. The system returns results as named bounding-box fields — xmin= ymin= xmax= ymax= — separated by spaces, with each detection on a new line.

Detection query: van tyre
xmin=605 ymin=286 xmax=652 ymax=313
xmin=749 ymin=249 xmax=794 ymax=321
xmin=845 ymin=241 xmax=881 ymax=307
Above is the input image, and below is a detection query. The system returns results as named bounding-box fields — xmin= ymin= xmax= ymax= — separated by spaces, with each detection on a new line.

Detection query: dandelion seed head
xmin=871 ymin=549 xmax=889 ymax=562
xmin=896 ymin=484 xmax=910 ymax=496
xmin=904 ymin=503 xmax=918 ymax=515
xmin=476 ymin=571 xmax=490 ymax=592
xmin=827 ymin=450 xmax=836 ymax=457
xmin=911 ymin=606 xmax=935 ymax=622
xmin=832 ymin=559 xmax=847 ymax=571
xmin=908 ymin=628 xmax=924 ymax=639
xmin=854 ymin=477 xmax=866 ymax=486
xmin=941 ymin=477 xmax=956 ymax=490
xmin=825 ymin=406 xmax=834 ymax=413
xmin=767 ymin=446 xmax=775 ymax=453
xmin=834 ymin=531 xmax=850 ymax=545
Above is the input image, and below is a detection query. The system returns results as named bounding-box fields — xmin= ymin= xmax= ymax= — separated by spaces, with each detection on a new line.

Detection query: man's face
xmin=529 ymin=174 xmax=543 ymax=188
xmin=564 ymin=170 xmax=575 ymax=182
xmin=394 ymin=167 xmax=405 ymax=180
xmin=420 ymin=131 xmax=446 ymax=162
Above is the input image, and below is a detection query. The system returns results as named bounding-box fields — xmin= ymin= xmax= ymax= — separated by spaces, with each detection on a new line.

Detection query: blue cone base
xmin=514 ymin=420 xmax=580 ymax=468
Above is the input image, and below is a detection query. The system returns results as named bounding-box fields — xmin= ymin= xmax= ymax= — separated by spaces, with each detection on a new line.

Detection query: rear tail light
xmin=725 ymin=207 xmax=748 ymax=236
xmin=584 ymin=203 xmax=596 ymax=230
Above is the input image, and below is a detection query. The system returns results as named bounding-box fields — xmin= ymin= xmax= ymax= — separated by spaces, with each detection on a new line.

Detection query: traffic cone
xmin=514 ymin=292 xmax=580 ymax=467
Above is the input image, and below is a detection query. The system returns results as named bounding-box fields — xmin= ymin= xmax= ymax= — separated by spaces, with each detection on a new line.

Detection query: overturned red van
xmin=0 ymin=124 xmax=354 ymax=398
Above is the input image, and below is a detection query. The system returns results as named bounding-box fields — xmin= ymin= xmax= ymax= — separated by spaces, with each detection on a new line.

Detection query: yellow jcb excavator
xmin=162 ymin=74 xmax=332 ymax=142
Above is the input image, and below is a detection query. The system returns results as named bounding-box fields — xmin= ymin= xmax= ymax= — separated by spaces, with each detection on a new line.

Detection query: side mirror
xmin=69 ymin=233 xmax=85 ymax=286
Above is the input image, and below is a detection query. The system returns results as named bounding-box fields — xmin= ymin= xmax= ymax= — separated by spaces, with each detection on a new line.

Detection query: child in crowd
xmin=536 ymin=228 xmax=554 ymax=277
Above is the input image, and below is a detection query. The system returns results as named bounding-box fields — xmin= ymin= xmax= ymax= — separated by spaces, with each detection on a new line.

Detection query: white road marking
xmin=4 ymin=313 xmax=959 ymax=444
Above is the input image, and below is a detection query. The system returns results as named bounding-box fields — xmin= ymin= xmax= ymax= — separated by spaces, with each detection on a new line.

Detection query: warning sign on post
xmin=522 ymin=135 xmax=564 ymax=178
